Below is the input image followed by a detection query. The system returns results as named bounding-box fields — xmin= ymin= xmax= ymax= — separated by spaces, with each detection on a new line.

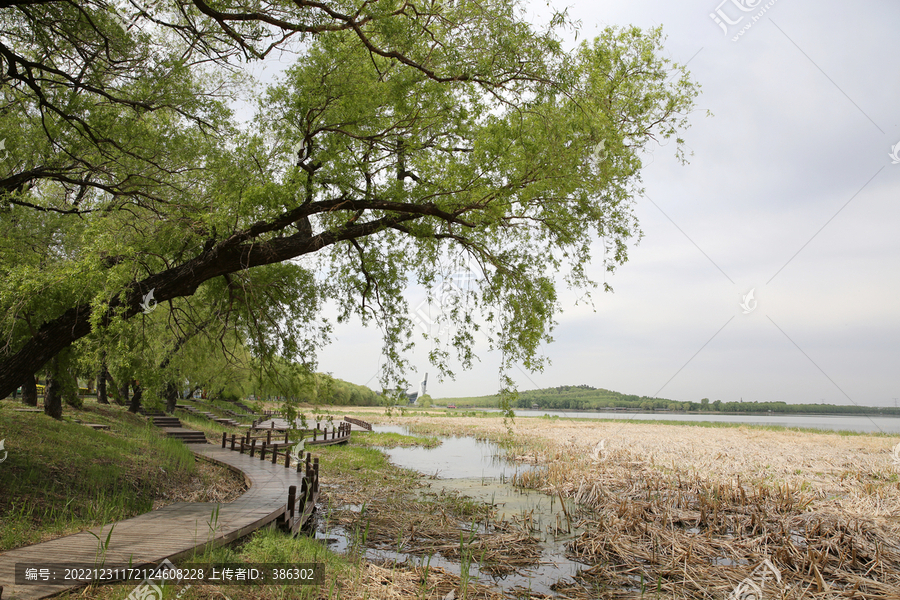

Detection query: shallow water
xmin=317 ymin=424 xmax=590 ymax=595
xmin=374 ymin=424 xmax=533 ymax=480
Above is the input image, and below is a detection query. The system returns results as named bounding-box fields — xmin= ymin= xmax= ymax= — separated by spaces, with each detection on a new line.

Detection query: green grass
xmin=173 ymin=409 xmax=238 ymax=436
xmin=0 ymin=401 xmax=199 ymax=550
xmin=316 ymin=440 xmax=421 ymax=488
xmin=51 ymin=526 xmax=354 ymax=600
xmin=351 ymin=430 xmax=441 ymax=449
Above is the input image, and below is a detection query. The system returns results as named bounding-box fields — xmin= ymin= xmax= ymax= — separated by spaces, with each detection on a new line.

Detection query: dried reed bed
xmin=330 ymin=500 xmax=542 ymax=577
xmin=351 ymin=561 xmax=507 ymax=600
xmin=366 ymin=414 xmax=900 ymax=599
xmin=151 ymin=457 xmax=247 ymax=509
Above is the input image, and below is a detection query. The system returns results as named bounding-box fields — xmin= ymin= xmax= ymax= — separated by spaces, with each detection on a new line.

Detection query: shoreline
xmin=313 ymin=405 xmax=900 ymax=437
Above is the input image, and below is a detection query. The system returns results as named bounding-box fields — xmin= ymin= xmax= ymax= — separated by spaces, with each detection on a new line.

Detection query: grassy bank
xmin=0 ymin=400 xmax=245 ymax=550
xmin=2 ymin=402 xmax=512 ymax=600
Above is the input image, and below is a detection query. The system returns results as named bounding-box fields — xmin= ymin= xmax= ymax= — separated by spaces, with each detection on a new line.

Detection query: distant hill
xmin=439 ymin=385 xmax=677 ymax=410
xmin=438 ymin=385 xmax=900 ymax=416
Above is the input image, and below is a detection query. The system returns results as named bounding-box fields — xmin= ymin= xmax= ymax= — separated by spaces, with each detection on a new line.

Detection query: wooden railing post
xmin=250 ymin=439 xmax=256 ymax=457
xmin=272 ymin=445 xmax=278 ymax=464
xmin=230 ymin=434 xmax=236 ymax=450
xmin=299 ymin=477 xmax=308 ymax=517
xmin=239 ymin=439 xmax=245 ymax=454
xmin=221 ymin=432 xmax=227 ymax=448
xmin=313 ymin=457 xmax=319 ymax=494
xmin=287 ymin=485 xmax=296 ymax=523
xmin=312 ymin=429 xmax=317 ymax=441
xmin=284 ymin=431 xmax=289 ymax=443
xmin=261 ymin=440 xmax=267 ymax=460
xmin=285 ymin=451 xmax=291 ymax=469
xmin=267 ymin=429 xmax=272 ymax=444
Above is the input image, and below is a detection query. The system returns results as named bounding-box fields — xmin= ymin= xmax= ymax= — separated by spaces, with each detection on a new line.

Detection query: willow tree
xmin=0 ymin=0 xmax=701 ymax=410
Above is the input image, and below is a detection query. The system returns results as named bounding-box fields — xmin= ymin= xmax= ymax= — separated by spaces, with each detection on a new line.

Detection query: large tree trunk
xmin=0 ymin=215 xmax=390 ymax=398
xmin=64 ymin=370 xmax=82 ymax=408
xmin=129 ymin=380 xmax=142 ymax=413
xmin=21 ymin=375 xmax=37 ymax=406
xmin=119 ymin=380 xmax=130 ymax=407
xmin=97 ymin=364 xmax=109 ymax=405
xmin=164 ymin=382 xmax=179 ymax=413
xmin=44 ymin=361 xmax=62 ymax=419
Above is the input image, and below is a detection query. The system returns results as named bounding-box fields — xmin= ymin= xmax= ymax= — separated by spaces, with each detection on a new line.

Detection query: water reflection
xmin=352 ymin=424 xmax=590 ymax=595
xmin=374 ymin=424 xmax=533 ymax=480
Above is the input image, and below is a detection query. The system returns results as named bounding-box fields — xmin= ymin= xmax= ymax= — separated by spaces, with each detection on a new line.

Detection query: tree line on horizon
xmin=441 ymin=385 xmax=900 ymax=416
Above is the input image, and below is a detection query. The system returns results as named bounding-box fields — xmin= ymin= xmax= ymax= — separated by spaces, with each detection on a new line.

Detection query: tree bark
xmin=64 ymin=370 xmax=82 ymax=408
xmin=97 ymin=364 xmax=109 ymax=404
xmin=0 ymin=211 xmax=417 ymax=398
xmin=129 ymin=380 xmax=142 ymax=413
xmin=21 ymin=375 xmax=37 ymax=406
xmin=119 ymin=380 xmax=130 ymax=407
xmin=164 ymin=382 xmax=179 ymax=413
xmin=44 ymin=361 xmax=62 ymax=419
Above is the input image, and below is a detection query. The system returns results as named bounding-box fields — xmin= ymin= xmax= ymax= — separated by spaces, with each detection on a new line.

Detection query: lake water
xmin=477 ymin=409 xmax=900 ymax=434
xmin=320 ymin=424 xmax=588 ymax=595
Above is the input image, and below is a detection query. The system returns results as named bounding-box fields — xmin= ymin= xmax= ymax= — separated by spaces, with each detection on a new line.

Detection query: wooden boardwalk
xmin=254 ymin=416 xmax=370 ymax=433
xmin=0 ymin=444 xmax=312 ymax=600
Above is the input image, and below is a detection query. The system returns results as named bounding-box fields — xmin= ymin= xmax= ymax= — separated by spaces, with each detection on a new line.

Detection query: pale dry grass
xmin=368 ymin=415 xmax=900 ymax=520
xmin=340 ymin=411 xmax=900 ymax=599
xmin=350 ymin=562 xmax=508 ymax=600
xmin=151 ymin=458 xmax=248 ymax=509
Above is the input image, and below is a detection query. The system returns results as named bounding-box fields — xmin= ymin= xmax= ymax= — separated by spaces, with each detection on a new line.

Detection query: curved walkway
xmin=0 ymin=444 xmax=307 ymax=600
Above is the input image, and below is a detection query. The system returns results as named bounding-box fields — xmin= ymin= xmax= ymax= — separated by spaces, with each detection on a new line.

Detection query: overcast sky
xmin=312 ymin=0 xmax=900 ymax=407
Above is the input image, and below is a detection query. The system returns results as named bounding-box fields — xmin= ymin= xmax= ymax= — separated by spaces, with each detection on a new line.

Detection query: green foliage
xmin=0 ymin=1 xmax=702 ymax=411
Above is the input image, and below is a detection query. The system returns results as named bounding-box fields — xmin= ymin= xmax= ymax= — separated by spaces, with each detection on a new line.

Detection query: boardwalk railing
xmin=306 ymin=422 xmax=351 ymax=446
xmin=240 ymin=427 xmax=292 ymax=445
xmin=220 ymin=432 xmax=319 ymax=534
xmin=343 ymin=416 xmax=372 ymax=431
xmin=251 ymin=416 xmax=287 ymax=428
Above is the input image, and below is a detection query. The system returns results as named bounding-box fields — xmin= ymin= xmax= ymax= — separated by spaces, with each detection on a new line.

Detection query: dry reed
xmin=356 ymin=412 xmax=900 ymax=599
